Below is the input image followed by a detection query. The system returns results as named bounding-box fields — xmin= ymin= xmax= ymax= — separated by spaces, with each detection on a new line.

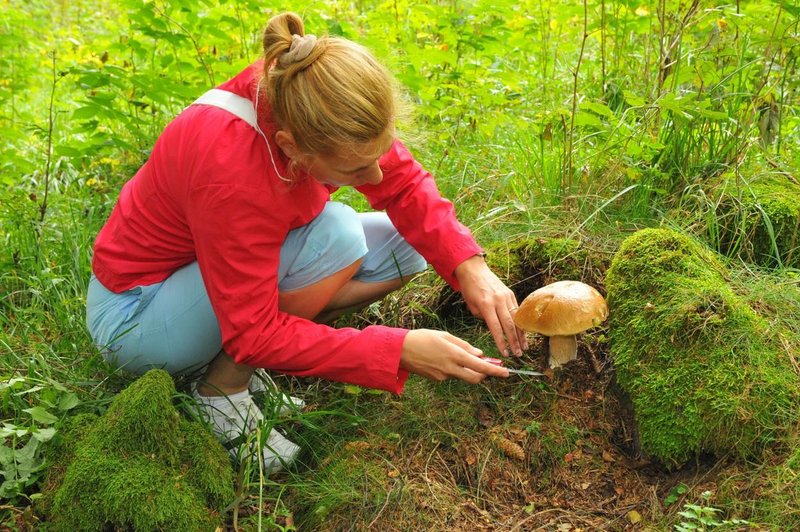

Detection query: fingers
xmin=441 ymin=331 xmax=484 ymax=357
xmin=484 ymin=299 xmax=528 ymax=357
xmin=457 ymin=350 xmax=509 ymax=379
xmin=402 ymin=329 xmax=512 ymax=385
xmin=426 ymin=331 xmax=510 ymax=383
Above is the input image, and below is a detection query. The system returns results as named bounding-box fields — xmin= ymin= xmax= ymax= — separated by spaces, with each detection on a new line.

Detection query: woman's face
xmin=304 ymin=138 xmax=390 ymax=188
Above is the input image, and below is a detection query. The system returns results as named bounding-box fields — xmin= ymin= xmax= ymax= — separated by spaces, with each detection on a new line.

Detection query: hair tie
xmin=279 ymin=34 xmax=318 ymax=67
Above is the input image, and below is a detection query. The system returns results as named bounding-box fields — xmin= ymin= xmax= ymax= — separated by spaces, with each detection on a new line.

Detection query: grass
xmin=3 ymin=0 xmax=800 ymax=529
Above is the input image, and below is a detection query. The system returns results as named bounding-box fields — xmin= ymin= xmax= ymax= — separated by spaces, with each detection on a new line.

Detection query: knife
xmin=480 ymin=357 xmax=546 ymax=376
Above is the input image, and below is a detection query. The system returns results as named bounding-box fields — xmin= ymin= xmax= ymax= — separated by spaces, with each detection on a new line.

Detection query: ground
xmin=238 ymin=337 xmax=753 ymax=531
xmin=228 ymin=236 xmax=778 ymax=530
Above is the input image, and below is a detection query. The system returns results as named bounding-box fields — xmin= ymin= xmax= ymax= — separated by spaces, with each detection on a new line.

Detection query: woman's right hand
xmin=399 ymin=329 xmax=510 ymax=384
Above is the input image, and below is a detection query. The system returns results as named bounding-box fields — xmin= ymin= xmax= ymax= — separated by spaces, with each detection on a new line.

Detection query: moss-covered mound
xmin=432 ymin=237 xmax=611 ymax=326
xmin=713 ymin=173 xmax=800 ymax=268
xmin=39 ymin=370 xmax=234 ymax=531
xmin=605 ymin=228 xmax=800 ymax=467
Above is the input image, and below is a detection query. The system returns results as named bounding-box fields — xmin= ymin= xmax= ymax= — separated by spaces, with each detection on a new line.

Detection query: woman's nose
xmin=362 ymin=163 xmax=383 ymax=185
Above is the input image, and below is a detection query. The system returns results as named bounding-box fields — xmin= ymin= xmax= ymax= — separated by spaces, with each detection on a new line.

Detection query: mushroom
xmin=513 ymin=280 xmax=608 ymax=369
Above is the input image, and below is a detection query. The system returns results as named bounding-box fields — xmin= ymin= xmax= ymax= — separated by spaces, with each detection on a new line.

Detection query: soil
xmin=250 ymin=334 xmax=744 ymax=531
xmin=353 ymin=338 xmax=732 ymax=531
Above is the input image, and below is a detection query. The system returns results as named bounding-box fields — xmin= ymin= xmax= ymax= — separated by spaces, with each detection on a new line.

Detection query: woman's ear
xmin=275 ymin=130 xmax=301 ymax=159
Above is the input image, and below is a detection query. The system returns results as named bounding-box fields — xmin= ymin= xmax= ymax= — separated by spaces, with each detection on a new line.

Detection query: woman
xmin=86 ymin=12 xmax=527 ymax=474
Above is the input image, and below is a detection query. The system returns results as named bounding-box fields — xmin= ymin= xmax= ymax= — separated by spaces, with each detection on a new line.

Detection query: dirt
xmin=351 ymin=337 xmax=734 ymax=531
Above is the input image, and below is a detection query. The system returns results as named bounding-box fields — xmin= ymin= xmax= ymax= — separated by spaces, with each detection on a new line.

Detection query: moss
xmin=40 ymin=370 xmax=234 ymax=530
xmin=485 ymin=237 xmax=608 ymax=297
xmin=714 ymin=173 xmax=800 ymax=268
xmin=433 ymin=237 xmax=610 ymax=326
xmin=605 ymin=228 xmax=800 ymax=467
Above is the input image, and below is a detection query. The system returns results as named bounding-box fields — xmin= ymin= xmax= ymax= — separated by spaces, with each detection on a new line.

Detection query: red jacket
xmin=92 ymin=62 xmax=482 ymax=393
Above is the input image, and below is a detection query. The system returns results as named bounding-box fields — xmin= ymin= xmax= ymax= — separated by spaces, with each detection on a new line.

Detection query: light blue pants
xmin=86 ymin=202 xmax=427 ymax=375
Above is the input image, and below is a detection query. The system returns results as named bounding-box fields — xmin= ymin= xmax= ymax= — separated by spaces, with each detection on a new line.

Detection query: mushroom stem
xmin=548 ymin=335 xmax=578 ymax=368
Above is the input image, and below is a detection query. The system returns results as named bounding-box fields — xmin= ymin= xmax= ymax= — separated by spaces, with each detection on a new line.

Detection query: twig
xmin=39 ymin=51 xmax=59 ymax=225
xmin=779 ymin=334 xmax=800 ymax=377
xmin=585 ymin=341 xmax=603 ymax=375
xmin=153 ymin=3 xmax=215 ymax=86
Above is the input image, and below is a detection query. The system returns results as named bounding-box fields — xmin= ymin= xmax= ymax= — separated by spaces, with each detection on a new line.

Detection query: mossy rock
xmin=713 ymin=173 xmax=800 ymax=268
xmin=39 ymin=370 xmax=234 ymax=531
xmin=605 ymin=228 xmax=800 ymax=467
xmin=433 ymin=237 xmax=610 ymax=325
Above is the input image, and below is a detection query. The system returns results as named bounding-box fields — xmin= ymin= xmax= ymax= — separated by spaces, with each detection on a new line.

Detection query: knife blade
xmin=480 ymin=357 xmax=546 ymax=376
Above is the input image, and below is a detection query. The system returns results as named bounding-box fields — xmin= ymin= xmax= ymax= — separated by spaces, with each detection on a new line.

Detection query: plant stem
xmin=600 ymin=0 xmax=606 ymax=90
xmin=154 ymin=3 xmax=215 ymax=87
xmin=565 ymin=0 xmax=589 ymax=193
xmin=40 ymin=50 xmax=58 ymax=225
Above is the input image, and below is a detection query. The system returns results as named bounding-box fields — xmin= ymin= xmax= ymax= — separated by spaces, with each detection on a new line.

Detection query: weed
xmin=674 ymin=491 xmax=751 ymax=531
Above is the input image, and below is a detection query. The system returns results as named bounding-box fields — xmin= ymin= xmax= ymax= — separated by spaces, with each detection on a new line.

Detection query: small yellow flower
xmin=635 ymin=6 xmax=650 ymax=16
xmin=717 ymin=18 xmax=727 ymax=31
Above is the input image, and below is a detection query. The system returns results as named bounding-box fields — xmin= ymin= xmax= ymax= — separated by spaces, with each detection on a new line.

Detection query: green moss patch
xmin=605 ymin=228 xmax=800 ymax=467
xmin=713 ymin=173 xmax=800 ymax=268
xmin=432 ymin=237 xmax=611 ymax=326
xmin=39 ymin=370 xmax=234 ymax=530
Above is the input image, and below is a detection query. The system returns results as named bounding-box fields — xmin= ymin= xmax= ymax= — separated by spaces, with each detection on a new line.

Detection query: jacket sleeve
xmin=185 ymin=133 xmax=409 ymax=393
xmin=357 ymin=140 xmax=483 ymax=291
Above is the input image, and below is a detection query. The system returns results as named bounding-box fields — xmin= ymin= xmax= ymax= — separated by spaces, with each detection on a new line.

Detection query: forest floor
xmin=230 ymin=322 xmax=747 ymax=531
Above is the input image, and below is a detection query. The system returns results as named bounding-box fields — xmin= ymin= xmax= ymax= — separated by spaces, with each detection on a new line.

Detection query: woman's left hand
xmin=454 ymin=254 xmax=528 ymax=357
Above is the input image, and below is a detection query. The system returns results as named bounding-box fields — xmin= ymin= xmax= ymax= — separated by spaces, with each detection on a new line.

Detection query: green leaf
xmin=0 ymin=377 xmax=25 ymax=391
xmin=58 ymin=392 xmax=81 ymax=412
xmin=72 ymin=106 xmax=100 ymax=121
xmin=581 ymin=101 xmax=615 ymax=118
xmin=0 ymin=423 xmax=28 ymax=439
xmin=572 ymin=110 xmax=603 ymax=128
xmin=32 ymin=427 xmax=56 ymax=443
xmin=54 ymin=145 xmax=87 ymax=158
xmin=623 ymin=91 xmax=645 ymax=107
xmin=343 ymin=385 xmax=362 ymax=395
xmin=23 ymin=406 xmax=58 ymax=425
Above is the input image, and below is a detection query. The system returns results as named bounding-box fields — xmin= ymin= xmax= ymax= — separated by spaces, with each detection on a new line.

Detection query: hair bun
xmin=279 ymin=34 xmax=318 ymax=67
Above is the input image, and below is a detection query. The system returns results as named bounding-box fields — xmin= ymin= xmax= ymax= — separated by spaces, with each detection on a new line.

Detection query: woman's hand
xmin=454 ymin=254 xmax=528 ymax=357
xmin=400 ymin=329 xmax=509 ymax=383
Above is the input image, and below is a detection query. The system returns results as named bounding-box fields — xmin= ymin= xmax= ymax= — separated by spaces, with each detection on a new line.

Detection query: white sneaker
xmin=192 ymin=387 xmax=300 ymax=475
xmin=249 ymin=369 xmax=306 ymax=416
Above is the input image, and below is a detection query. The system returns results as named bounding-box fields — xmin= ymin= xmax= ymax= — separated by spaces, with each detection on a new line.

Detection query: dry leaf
xmin=477 ymin=405 xmax=494 ymax=427
xmin=387 ymin=469 xmax=400 ymax=478
xmin=465 ymin=451 xmax=477 ymax=466
xmin=602 ymin=450 xmax=615 ymax=462
xmin=344 ymin=441 xmax=371 ymax=452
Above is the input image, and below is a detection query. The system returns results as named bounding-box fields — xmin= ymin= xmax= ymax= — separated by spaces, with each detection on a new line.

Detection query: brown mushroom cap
xmin=513 ymin=280 xmax=608 ymax=336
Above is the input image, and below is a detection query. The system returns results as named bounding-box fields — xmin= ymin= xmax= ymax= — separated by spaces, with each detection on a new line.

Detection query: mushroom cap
xmin=514 ymin=280 xmax=608 ymax=336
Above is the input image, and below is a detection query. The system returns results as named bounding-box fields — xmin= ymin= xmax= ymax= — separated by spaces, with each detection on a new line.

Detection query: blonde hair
xmin=261 ymin=12 xmax=396 ymax=158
